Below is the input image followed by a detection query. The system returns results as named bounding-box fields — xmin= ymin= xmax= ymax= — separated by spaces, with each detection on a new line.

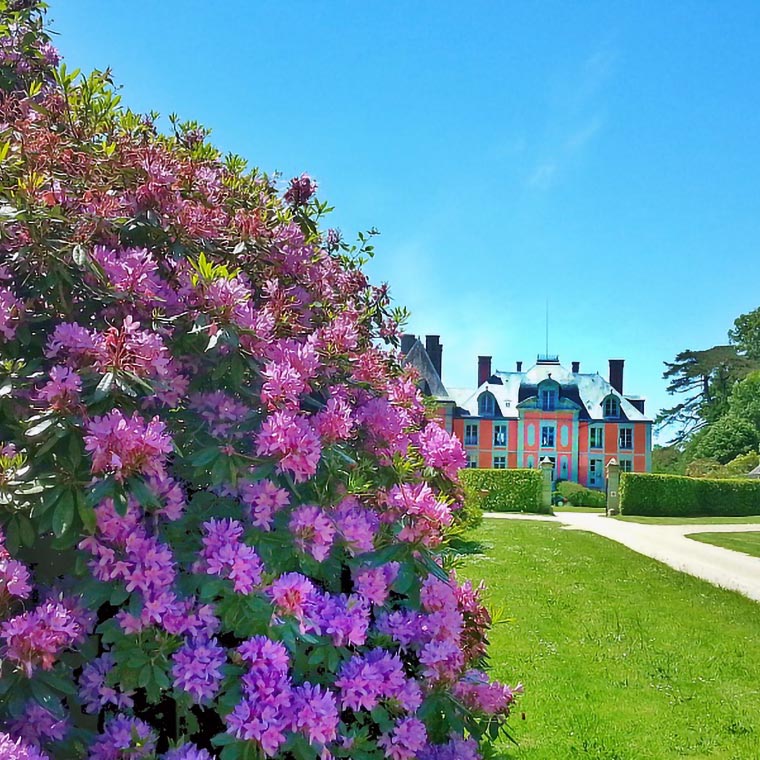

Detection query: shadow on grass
xmin=448 ymin=537 xmax=489 ymax=556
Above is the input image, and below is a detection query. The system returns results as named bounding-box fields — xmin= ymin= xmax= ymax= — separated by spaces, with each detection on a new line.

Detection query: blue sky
xmin=49 ymin=2 xmax=760 ymax=437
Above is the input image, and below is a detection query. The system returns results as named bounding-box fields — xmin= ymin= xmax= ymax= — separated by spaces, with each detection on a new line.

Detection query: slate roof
xmin=448 ymin=359 xmax=651 ymax=422
xmin=401 ymin=338 xmax=450 ymax=400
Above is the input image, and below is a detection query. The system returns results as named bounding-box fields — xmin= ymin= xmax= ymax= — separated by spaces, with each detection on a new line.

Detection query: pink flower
xmin=378 ymin=717 xmax=428 ymax=760
xmin=1 ymin=598 xmax=91 ymax=676
xmin=452 ymin=670 xmax=521 ymax=716
xmin=284 ymin=173 xmax=317 ymax=206
xmin=415 ymin=422 xmax=467 ymax=480
xmin=196 ymin=519 xmax=264 ymax=594
xmin=239 ymin=479 xmax=290 ymax=530
xmin=255 ymin=409 xmax=321 ymax=483
xmin=289 ymin=505 xmax=335 ymax=561
xmin=84 ymin=410 xmax=173 ymax=480
xmin=267 ymin=572 xmax=315 ymax=620
xmin=0 ymin=732 xmax=50 ymax=760
xmin=291 ymin=682 xmax=339 ymax=745
xmin=0 ymin=286 xmax=22 ymax=341
xmin=332 ymin=499 xmax=378 ymax=556
xmin=353 ymin=562 xmax=399 ymax=606
xmin=37 ymin=365 xmax=81 ymax=410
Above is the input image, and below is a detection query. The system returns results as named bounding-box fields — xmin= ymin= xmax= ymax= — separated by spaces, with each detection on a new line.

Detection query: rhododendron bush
xmin=0 ymin=3 xmax=519 ymax=758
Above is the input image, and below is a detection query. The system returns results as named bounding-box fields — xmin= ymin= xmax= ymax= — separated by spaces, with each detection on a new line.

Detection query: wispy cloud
xmin=525 ymin=42 xmax=617 ymax=190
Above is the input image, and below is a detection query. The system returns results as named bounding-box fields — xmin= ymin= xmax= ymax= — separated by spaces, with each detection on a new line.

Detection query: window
xmin=540 ymin=389 xmax=557 ymax=411
xmin=478 ymin=392 xmax=495 ymax=417
xmin=589 ymin=426 xmax=604 ymax=449
xmin=464 ymin=423 xmax=478 ymax=446
xmin=603 ymin=396 xmax=620 ymax=418
xmin=619 ymin=427 xmax=633 ymax=450
xmin=466 ymin=454 xmax=478 ymax=469
xmin=493 ymin=424 xmax=507 ymax=447
xmin=540 ymin=425 xmax=555 ymax=448
xmin=493 ymin=455 xmax=506 ymax=469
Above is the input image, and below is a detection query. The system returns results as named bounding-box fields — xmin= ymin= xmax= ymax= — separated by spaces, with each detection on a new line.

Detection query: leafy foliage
xmin=459 ymin=469 xmax=546 ymax=514
xmin=619 ymin=473 xmax=760 ymax=517
xmin=0 ymin=4 xmax=517 ymax=759
xmin=556 ymin=482 xmax=606 ymax=508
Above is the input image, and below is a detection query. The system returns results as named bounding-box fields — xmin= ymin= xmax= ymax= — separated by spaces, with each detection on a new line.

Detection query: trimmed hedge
xmin=459 ymin=468 xmax=548 ymax=514
xmin=556 ymin=481 xmax=606 ymax=508
xmin=619 ymin=472 xmax=760 ymax=517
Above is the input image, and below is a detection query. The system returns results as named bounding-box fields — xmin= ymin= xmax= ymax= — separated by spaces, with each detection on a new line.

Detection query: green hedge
xmin=556 ymin=481 xmax=606 ymax=508
xmin=619 ymin=472 xmax=760 ymax=516
xmin=459 ymin=468 xmax=547 ymax=514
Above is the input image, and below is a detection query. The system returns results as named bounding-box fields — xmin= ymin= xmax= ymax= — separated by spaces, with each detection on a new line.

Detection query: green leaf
xmin=18 ymin=513 xmax=35 ymax=547
xmin=26 ymin=417 xmax=55 ymax=438
xmin=127 ymin=477 xmax=158 ymax=509
xmin=93 ymin=371 xmax=115 ymax=400
xmin=76 ymin=492 xmax=96 ymax=533
xmin=52 ymin=491 xmax=75 ymax=537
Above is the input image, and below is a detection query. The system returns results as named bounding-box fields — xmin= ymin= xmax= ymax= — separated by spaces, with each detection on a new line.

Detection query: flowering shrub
xmin=0 ymin=2 xmax=520 ymax=758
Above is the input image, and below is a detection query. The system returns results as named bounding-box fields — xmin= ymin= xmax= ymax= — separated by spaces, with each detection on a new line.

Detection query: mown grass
xmin=687 ymin=531 xmax=760 ymax=559
xmin=615 ymin=514 xmax=760 ymax=525
xmin=458 ymin=518 xmax=760 ymax=759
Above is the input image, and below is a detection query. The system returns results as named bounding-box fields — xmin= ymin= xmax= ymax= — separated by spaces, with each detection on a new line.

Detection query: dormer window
xmin=538 ymin=380 xmax=559 ymax=411
xmin=603 ymin=396 xmax=620 ymax=418
xmin=478 ymin=391 xmax=496 ymax=417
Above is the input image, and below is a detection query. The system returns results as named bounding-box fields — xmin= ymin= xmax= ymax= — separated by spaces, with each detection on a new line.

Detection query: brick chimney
xmin=478 ymin=356 xmax=492 ymax=386
xmin=572 ymin=361 xmax=580 ymax=373
xmin=516 ymin=360 xmax=522 ymax=372
xmin=425 ymin=335 xmax=442 ymax=379
xmin=609 ymin=359 xmax=625 ymax=394
xmin=400 ymin=334 xmax=416 ymax=355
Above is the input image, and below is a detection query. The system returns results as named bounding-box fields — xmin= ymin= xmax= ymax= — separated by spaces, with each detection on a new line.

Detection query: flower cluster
xmin=0 ymin=5 xmax=518 ymax=757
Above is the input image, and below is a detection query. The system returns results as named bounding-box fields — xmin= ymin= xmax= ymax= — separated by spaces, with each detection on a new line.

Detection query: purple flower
xmin=87 ymin=715 xmax=156 ymax=760
xmin=171 ymin=636 xmax=226 ymax=704
xmin=284 ymin=173 xmax=317 ymax=206
xmin=84 ymin=410 xmax=173 ymax=481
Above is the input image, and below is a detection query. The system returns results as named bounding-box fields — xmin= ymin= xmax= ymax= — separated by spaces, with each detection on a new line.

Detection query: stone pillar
xmin=540 ymin=457 xmax=553 ymax=511
xmin=606 ymin=457 xmax=620 ymax=516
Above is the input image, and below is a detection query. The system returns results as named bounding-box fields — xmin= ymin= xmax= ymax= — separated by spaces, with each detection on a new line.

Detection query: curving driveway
xmin=485 ymin=511 xmax=760 ymax=602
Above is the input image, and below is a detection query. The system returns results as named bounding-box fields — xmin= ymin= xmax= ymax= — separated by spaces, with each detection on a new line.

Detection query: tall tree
xmin=656 ymin=345 xmax=757 ymax=442
xmin=729 ymin=306 xmax=760 ymax=359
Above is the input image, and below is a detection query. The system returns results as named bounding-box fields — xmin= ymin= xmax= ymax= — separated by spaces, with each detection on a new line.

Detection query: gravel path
xmin=484 ymin=511 xmax=760 ymax=602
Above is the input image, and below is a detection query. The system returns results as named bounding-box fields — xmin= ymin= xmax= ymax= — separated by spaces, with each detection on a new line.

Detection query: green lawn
xmin=615 ymin=514 xmax=760 ymax=525
xmin=459 ymin=518 xmax=760 ymax=759
xmin=687 ymin=530 xmax=760 ymax=559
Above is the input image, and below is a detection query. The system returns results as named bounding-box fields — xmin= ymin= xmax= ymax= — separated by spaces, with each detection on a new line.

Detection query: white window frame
xmin=619 ymin=426 xmax=633 ymax=450
xmin=589 ymin=426 xmax=604 ymax=449
xmin=604 ymin=396 xmax=620 ymax=419
xmin=493 ymin=455 xmax=506 ymax=469
xmin=540 ymin=424 xmax=555 ymax=448
xmin=493 ymin=423 xmax=508 ymax=447
xmin=478 ymin=392 xmax=495 ymax=417
xmin=464 ymin=423 xmax=478 ymax=446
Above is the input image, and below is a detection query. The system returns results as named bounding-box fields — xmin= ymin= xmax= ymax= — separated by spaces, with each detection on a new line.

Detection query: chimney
xmin=478 ymin=356 xmax=492 ymax=386
xmin=400 ymin=334 xmax=416 ymax=355
xmin=425 ymin=335 xmax=442 ymax=379
xmin=609 ymin=359 xmax=625 ymax=394
xmin=572 ymin=361 xmax=580 ymax=373
xmin=516 ymin=360 xmax=523 ymax=372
